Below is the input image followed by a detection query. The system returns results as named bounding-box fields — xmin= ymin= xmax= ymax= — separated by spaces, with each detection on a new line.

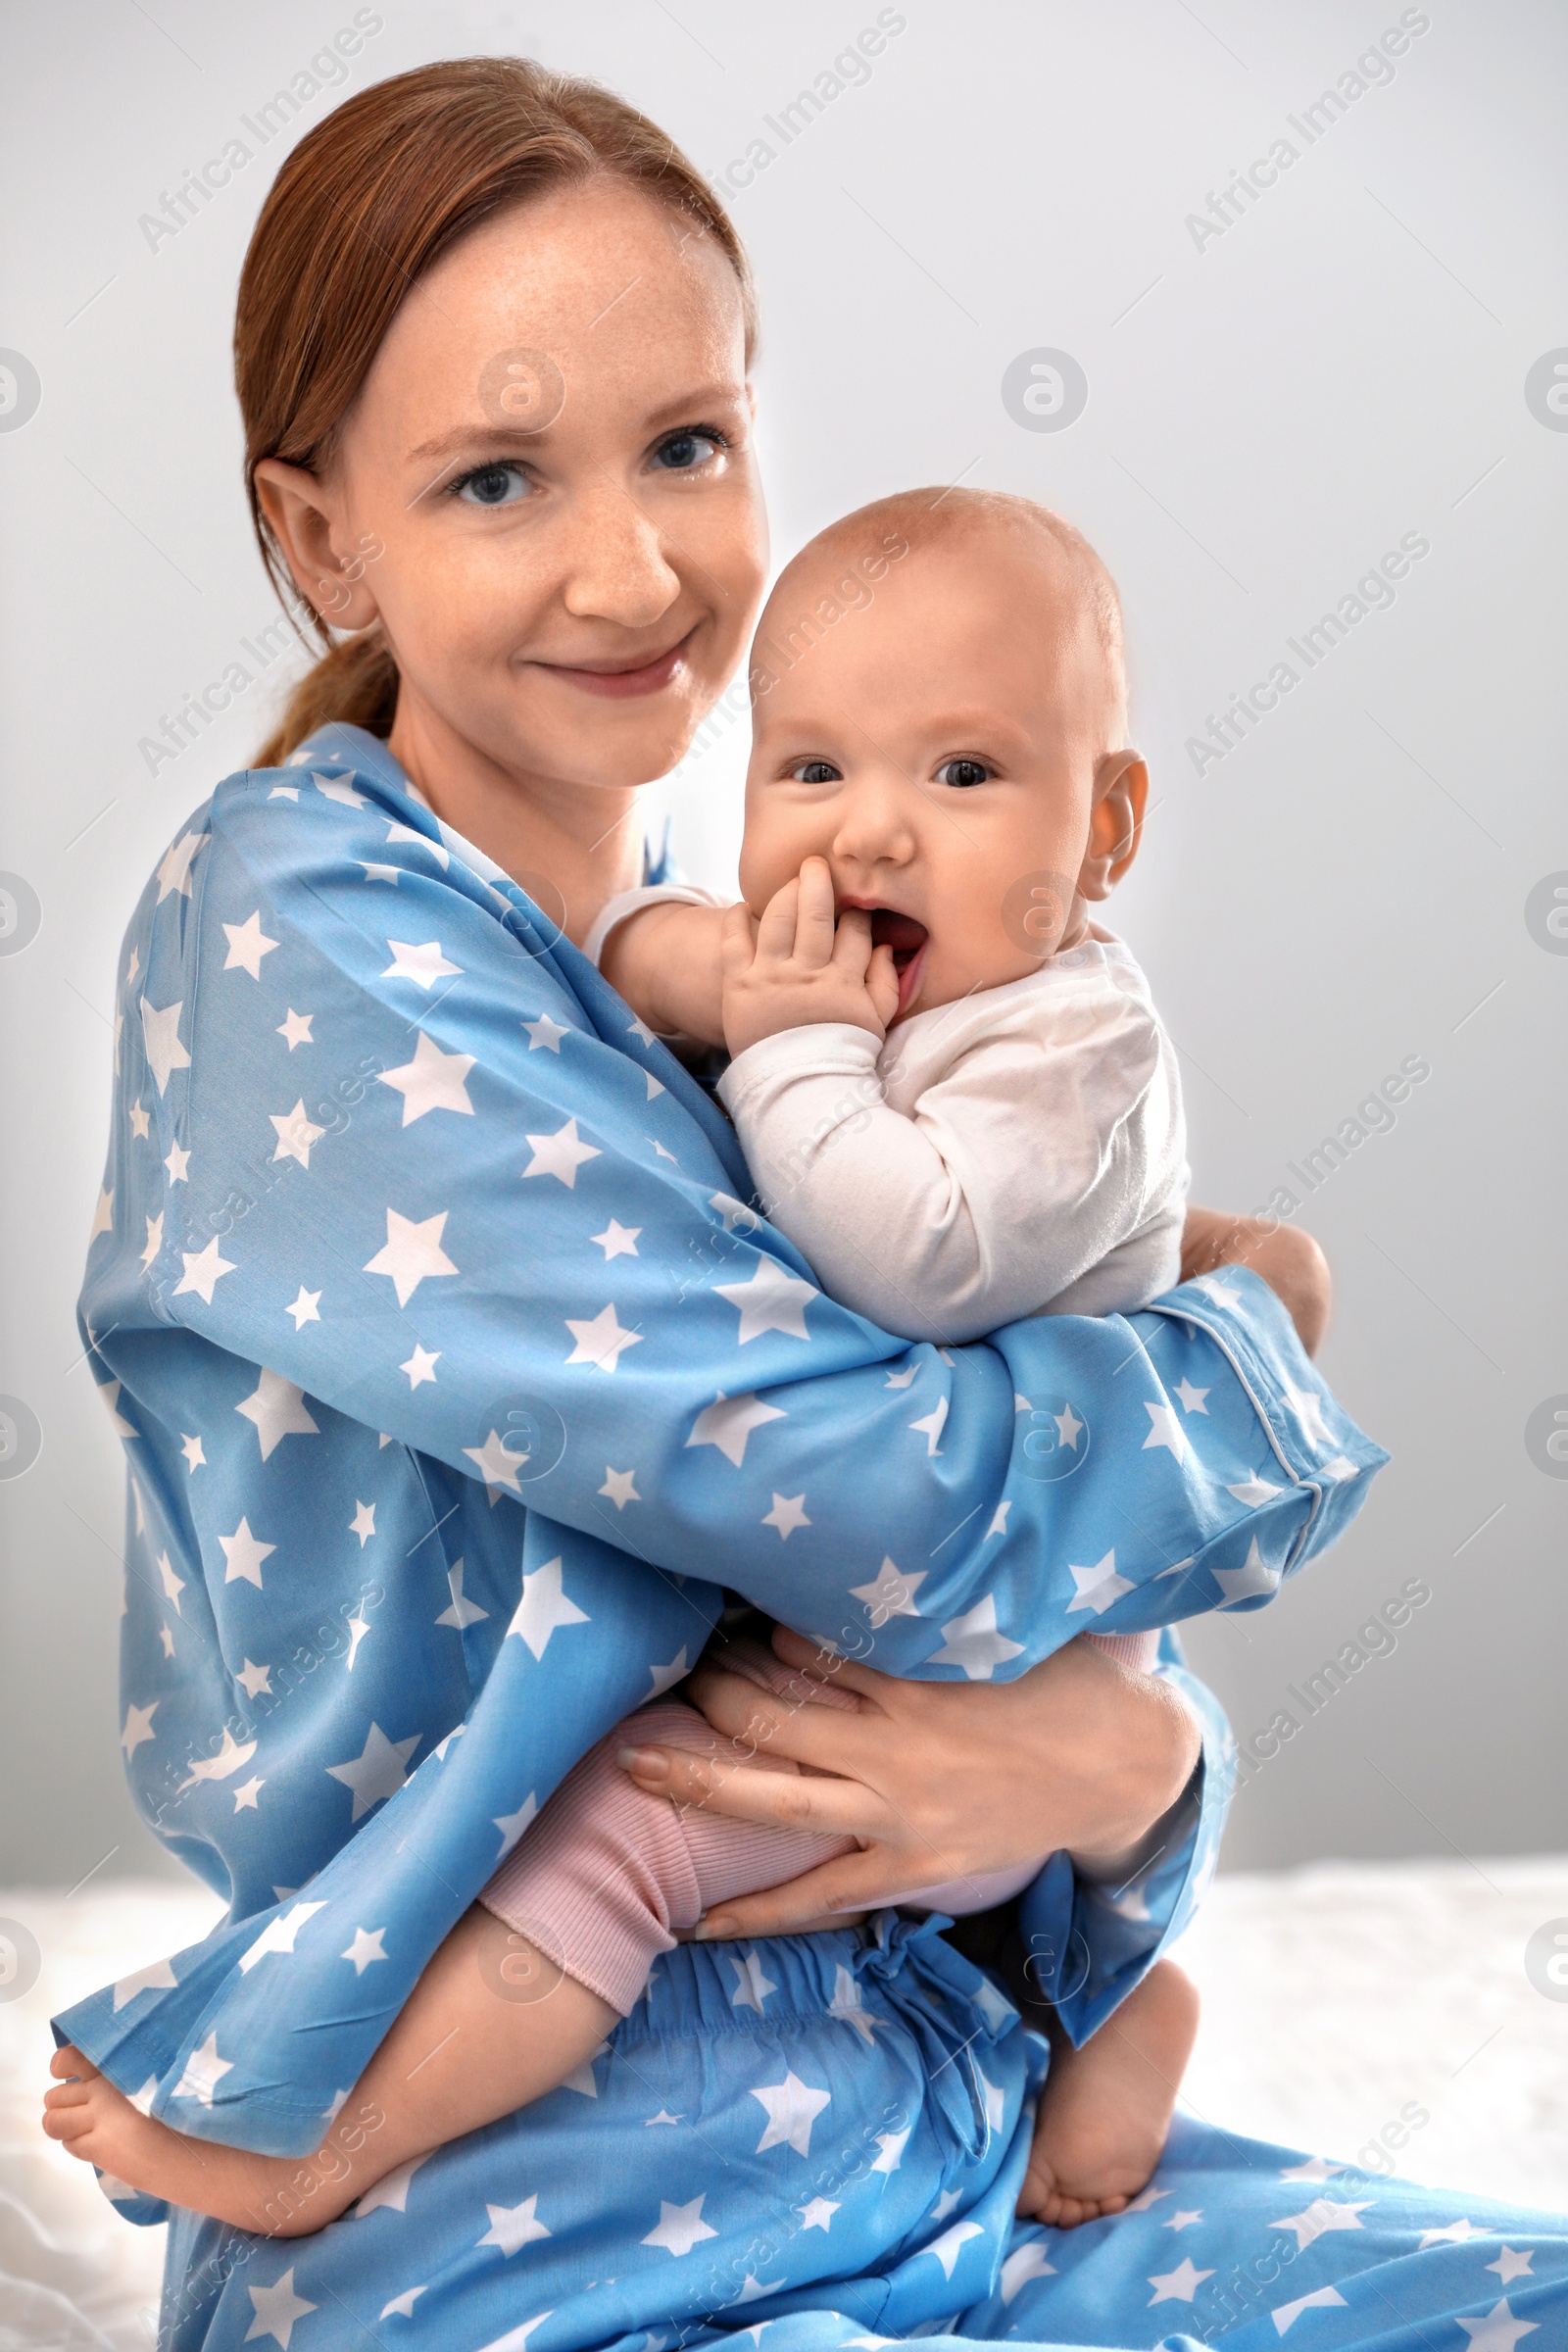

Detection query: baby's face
xmin=740 ymin=531 xmax=1119 ymax=1020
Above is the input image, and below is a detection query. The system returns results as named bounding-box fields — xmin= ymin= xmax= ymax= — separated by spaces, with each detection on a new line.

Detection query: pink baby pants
xmin=479 ymin=1629 xmax=1157 ymax=2014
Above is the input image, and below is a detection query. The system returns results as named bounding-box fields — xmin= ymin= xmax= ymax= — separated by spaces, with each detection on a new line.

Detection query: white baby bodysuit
xmin=713 ymin=931 xmax=1189 ymax=1345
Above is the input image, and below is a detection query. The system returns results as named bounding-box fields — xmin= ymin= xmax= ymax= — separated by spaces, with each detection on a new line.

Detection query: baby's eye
xmin=650 ymin=428 xmax=726 ymax=473
xmin=788 ymin=759 xmax=842 ymax=785
xmin=454 ymin=463 xmax=530 ymax=509
xmin=935 ymin=757 xmax=992 ymax=789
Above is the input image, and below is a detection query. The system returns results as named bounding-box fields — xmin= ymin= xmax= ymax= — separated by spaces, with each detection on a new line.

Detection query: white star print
xmin=155 ymin=831 xmax=204 ymax=902
xmin=908 ymin=1396 xmax=949 ymax=1455
xmin=828 ymin=1964 xmax=884 ymax=2042
xmin=341 ymin=1926 xmax=388 ymax=1975
xmin=714 ymin=1254 xmax=817 ymax=1343
xmin=236 ymin=1369 xmax=319 ymax=1460
xmin=686 ymin=1392 xmax=786 ymax=1466
xmin=870 ymin=2127 xmax=910 ymax=2173
xmin=884 ymin=1360 xmax=920 ymax=1389
xmin=361 ymin=861 xmax=402 ymax=885
xmin=1282 ymin=1382 xmax=1333 ymax=1448
xmin=239 ymin=1901 xmax=326 ymax=1973
xmin=1193 ymin=1273 xmax=1243 ymax=1308
xmin=648 ymin=1648 xmax=689 ymax=1697
xmin=244 ymin=2267 xmax=317 ymax=2349
xmin=222 ymin=911 xmax=279 ymax=979
xmin=378 ymin=2288 xmax=426 ymax=2320
xmin=232 ymin=1776 xmax=265 ymax=1810
xmin=479 ymin=2193 xmax=553 ymax=2255
xmin=797 ymin=2197 xmax=840 ymax=2231
xmin=710 ymin=1192 xmax=761 ymax=1233
xmin=112 ymin=1955 xmax=177 ymax=2010
xmin=164 ymin=1140 xmax=190 ymax=1183
xmin=506 ymin=1557 xmax=589 ymax=1660
xmin=1054 ymin=1401 xmax=1085 ymax=1448
xmin=158 ymin=1551 xmax=185 ymax=1613
xmin=179 ymin=1434 xmax=205 ymax=1471
xmin=1228 ymin=1475 xmax=1282 ymax=1506
xmin=1174 ymin=1378 xmax=1209 ymax=1412
xmin=436 ymin=1562 xmax=488 ymax=1630
xmin=129 ymin=1100 xmax=150 ymax=1140
xmin=524 ymin=1116 xmax=601 ymax=1187
xmin=751 ymin=2068 xmax=831 ymax=2155
xmin=173 ymin=1237 xmax=236 ymax=1304
xmin=626 ymin=1013 xmax=658 ymax=1047
xmin=277 ymin=1008 xmax=313 ymax=1050
xmin=1419 ymin=2220 xmax=1483 ymax=2247
xmin=140 ymin=997 xmax=191 ymax=1095
xmin=121 ymin=1701 xmax=159 ymax=1757
xmin=220 ymin=1517 xmax=275 ymax=1589
xmin=357 ymin=2153 xmax=429 ymax=2220
xmin=285 ymin=1287 xmax=321 ymax=1330
xmin=177 ymin=1727 xmax=258 ymax=1791
xmin=1143 ymin=1400 xmax=1189 ymax=1460
xmin=90 ymin=1187 xmax=114 ymax=1242
xmin=493 ymin=1797 xmax=538 ymax=1858
xmin=365 ymin=1208 xmax=459 ymax=1306
xmin=384 ymin=820 xmax=448 ymax=867
xmin=1065 ymin=1549 xmax=1133 ymax=1615
xmin=642 ymin=2196 xmax=718 ymax=2256
xmin=350 ymin=1500 xmax=375 ymax=1546
xmin=314 ymin=771 xmax=366 ymax=808
xmin=235 ymin=1658 xmax=271 ymax=1698
xmin=524 ymin=1013 xmax=568 ymax=1052
xmin=929 ymin=1593 xmax=1024 ymax=1680
xmin=139 ymin=1212 xmax=164 ymax=1270
xmin=564 ymin=1301 xmax=643 ymax=1372
xmin=924 ymin=2221 xmax=985 ymax=2278
xmin=1214 ymin=1537 xmax=1281 ymax=1608
xmin=1164 ymin=2209 xmax=1203 ymax=2230
xmin=729 ymin=2272 xmax=786 ymax=2306
xmin=379 ymin=1032 xmax=475 ymax=1125
xmin=400 ymin=1343 xmax=440 ymax=1387
xmin=850 ymin=1557 xmax=924 ymax=1622
xmin=647 ymin=2111 xmax=683 ymax=2128
xmin=592 ymin=1219 xmax=641 ymax=1259
xmin=270 ymin=1100 xmax=325 ymax=1168
xmin=1124 ymin=2186 xmax=1171 ymax=2212
xmin=987 ymin=1500 xmax=1011 ymax=1536
xmin=1148 ymin=2257 xmax=1215 ymax=2304
xmin=1488 ymin=2252 xmax=1535 ymax=2285
xmin=465 ymin=1429 xmax=528 ymax=1493
xmin=98 ymin=1379 xmax=136 ymax=1438
xmin=600 ymin=1467 xmax=641 ymax=1508
xmin=762 ymin=1492 xmax=811 ymax=1539
xmin=1270 ymin=2197 xmax=1372 ymax=2249
xmin=173 ymin=2031 xmax=233 ymax=2107
xmin=382 ymin=939 xmax=463 ymax=989
xmin=325 ymin=1722 xmax=420 ymax=1821
xmin=1279 ymin=2155 xmax=1342 ymax=2182
xmin=1455 ymin=2303 xmax=1539 ymax=2352
xmin=729 ymin=1948 xmax=778 ymax=2013
xmin=1000 ymin=2242 xmax=1057 ymax=2304
xmin=1272 ymin=2287 xmax=1348 ymax=2334
xmin=646 ymin=1072 xmax=665 ymax=1100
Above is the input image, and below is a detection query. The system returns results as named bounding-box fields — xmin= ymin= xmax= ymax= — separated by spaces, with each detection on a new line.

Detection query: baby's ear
xmin=1079 ymin=751 xmax=1149 ymax=902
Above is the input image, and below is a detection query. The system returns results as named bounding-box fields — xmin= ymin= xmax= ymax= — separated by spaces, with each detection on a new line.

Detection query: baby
xmin=46 ymin=491 xmax=1203 ymax=2240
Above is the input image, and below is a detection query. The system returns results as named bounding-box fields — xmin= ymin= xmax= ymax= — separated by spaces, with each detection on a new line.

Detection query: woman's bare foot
xmin=43 ymin=2048 xmax=388 ymax=2236
xmin=1016 ymin=1956 xmax=1200 ymax=2228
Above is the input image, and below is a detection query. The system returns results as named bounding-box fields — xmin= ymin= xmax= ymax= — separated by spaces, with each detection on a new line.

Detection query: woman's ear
xmin=254 ymin=458 xmax=382 ymax=632
xmin=1078 ymin=750 xmax=1149 ymax=903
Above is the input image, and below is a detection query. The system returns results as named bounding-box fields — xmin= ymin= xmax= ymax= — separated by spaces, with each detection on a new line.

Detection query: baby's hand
xmin=722 ymin=858 xmax=899 ymax=1057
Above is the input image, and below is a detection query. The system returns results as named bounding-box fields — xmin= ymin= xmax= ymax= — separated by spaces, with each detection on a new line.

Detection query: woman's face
xmin=265 ymin=178 xmax=767 ymax=796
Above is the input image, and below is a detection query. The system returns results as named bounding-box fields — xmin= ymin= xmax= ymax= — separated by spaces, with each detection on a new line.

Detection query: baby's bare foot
xmin=1016 ymin=1957 xmax=1200 ymax=2229
xmin=43 ymin=2047 xmax=387 ymax=2236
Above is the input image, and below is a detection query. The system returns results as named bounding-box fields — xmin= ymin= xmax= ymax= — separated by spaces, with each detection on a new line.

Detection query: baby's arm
xmin=596 ymin=892 xmax=732 ymax=1047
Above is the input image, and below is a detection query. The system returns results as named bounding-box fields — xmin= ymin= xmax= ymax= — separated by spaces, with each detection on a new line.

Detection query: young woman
xmin=53 ymin=58 xmax=1564 ymax=2352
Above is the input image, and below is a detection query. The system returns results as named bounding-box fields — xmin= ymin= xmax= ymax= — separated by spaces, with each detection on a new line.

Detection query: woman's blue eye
xmin=457 ymin=463 xmax=529 ymax=508
xmin=790 ymin=760 xmax=841 ymax=785
xmin=652 ymin=429 xmax=723 ymax=472
xmin=937 ymin=758 xmax=991 ymax=789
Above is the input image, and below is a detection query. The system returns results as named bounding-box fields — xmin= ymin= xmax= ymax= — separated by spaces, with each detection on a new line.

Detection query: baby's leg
xmin=1016 ymin=1956 xmax=1200 ymax=2227
xmin=44 ymin=1701 xmax=851 ymax=2234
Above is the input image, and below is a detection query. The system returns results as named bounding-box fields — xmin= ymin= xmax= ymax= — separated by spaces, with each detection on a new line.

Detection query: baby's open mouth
xmin=866 ymin=908 xmax=929 ymax=1018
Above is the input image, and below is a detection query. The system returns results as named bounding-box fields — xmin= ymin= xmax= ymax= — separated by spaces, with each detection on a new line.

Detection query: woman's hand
xmin=617 ymin=1628 xmax=1200 ymax=1938
xmin=1181 ymin=1203 xmax=1332 ymax=1356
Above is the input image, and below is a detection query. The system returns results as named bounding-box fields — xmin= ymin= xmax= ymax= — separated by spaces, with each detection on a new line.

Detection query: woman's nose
xmin=559 ymin=481 xmax=682 ymax=629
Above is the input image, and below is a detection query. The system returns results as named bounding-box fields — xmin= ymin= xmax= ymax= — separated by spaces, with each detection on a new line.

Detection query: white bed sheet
xmin=1 ymin=1858 xmax=1564 ymax=2346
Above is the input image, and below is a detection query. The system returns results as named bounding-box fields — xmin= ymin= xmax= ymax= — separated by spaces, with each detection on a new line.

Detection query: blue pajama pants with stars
xmin=155 ymin=1914 xmax=1568 ymax=2352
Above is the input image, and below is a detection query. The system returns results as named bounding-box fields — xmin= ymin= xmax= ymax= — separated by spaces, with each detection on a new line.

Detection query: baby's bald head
xmin=756 ymin=486 xmax=1128 ymax=753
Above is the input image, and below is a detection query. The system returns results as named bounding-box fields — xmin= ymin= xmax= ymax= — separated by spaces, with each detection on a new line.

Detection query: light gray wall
xmin=2 ymin=1 xmax=1563 ymax=1886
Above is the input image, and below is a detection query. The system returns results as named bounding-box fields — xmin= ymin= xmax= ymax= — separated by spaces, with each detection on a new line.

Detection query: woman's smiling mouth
xmin=537 ymin=631 xmax=696 ymax=699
